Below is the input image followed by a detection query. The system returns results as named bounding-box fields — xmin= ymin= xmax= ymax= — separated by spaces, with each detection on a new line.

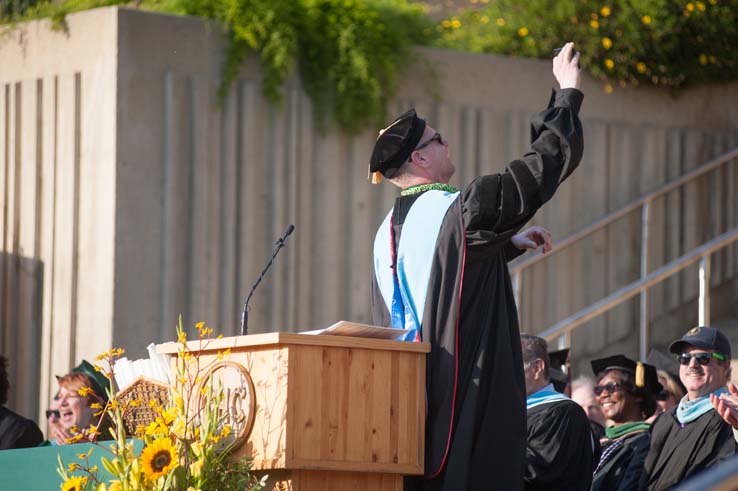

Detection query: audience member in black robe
xmin=521 ymin=335 xmax=594 ymax=491
xmin=0 ymin=355 xmax=43 ymax=450
xmin=590 ymin=355 xmax=662 ymax=491
xmin=369 ymin=44 xmax=584 ymax=491
xmin=641 ymin=326 xmax=737 ymax=490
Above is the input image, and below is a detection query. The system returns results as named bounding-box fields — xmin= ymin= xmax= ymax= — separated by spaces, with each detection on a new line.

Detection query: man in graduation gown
xmin=369 ymin=43 xmax=584 ymax=490
xmin=641 ymin=326 xmax=737 ymax=490
xmin=521 ymin=335 xmax=594 ymax=490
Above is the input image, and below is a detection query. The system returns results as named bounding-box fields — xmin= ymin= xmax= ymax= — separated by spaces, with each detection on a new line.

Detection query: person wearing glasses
xmin=590 ymin=355 xmax=662 ymax=491
xmin=368 ymin=43 xmax=583 ymax=490
xmin=49 ymin=360 xmax=111 ymax=445
xmin=641 ymin=326 xmax=736 ymax=490
xmin=521 ymin=335 xmax=594 ymax=491
xmin=0 ymin=355 xmax=43 ymax=449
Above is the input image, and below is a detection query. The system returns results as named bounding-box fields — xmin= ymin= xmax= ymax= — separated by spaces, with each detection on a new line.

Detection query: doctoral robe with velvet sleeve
xmin=371 ymin=89 xmax=585 ymax=491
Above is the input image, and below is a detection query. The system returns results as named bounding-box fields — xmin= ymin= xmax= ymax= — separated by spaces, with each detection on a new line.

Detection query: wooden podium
xmin=156 ymin=324 xmax=430 ymax=490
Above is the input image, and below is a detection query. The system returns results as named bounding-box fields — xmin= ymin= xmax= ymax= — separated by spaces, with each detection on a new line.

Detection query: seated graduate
xmin=590 ymin=355 xmax=662 ymax=491
xmin=641 ymin=326 xmax=737 ymax=490
xmin=521 ymin=335 xmax=594 ymax=491
xmin=51 ymin=360 xmax=112 ymax=445
xmin=0 ymin=355 xmax=43 ymax=449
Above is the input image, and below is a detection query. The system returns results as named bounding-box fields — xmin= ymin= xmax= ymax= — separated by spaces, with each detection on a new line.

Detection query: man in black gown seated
xmin=641 ymin=326 xmax=737 ymax=490
xmin=521 ymin=335 xmax=594 ymax=490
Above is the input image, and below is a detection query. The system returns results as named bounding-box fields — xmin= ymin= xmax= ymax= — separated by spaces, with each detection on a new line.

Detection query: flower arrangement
xmin=57 ymin=320 xmax=265 ymax=491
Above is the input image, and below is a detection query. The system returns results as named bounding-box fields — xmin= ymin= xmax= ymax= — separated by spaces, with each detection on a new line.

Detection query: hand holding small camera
xmin=553 ymin=42 xmax=581 ymax=90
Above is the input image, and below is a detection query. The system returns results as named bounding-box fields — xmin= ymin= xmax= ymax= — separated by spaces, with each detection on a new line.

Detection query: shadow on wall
xmin=0 ymin=252 xmax=43 ymax=422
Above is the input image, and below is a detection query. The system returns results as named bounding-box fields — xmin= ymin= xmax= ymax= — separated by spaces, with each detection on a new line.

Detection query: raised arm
xmin=464 ymin=43 xmax=583 ymax=245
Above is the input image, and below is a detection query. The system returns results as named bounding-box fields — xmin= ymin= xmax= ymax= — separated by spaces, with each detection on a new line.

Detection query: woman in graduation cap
xmin=590 ymin=355 xmax=662 ymax=491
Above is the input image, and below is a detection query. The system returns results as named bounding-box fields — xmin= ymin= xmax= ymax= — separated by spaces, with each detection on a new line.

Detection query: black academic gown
xmin=371 ymin=89 xmax=584 ymax=491
xmin=592 ymin=430 xmax=650 ymax=491
xmin=641 ymin=407 xmax=737 ymax=490
xmin=0 ymin=406 xmax=44 ymax=450
xmin=525 ymin=399 xmax=594 ymax=491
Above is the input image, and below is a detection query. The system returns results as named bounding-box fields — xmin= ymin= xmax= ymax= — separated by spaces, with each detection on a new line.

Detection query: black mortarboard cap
xmin=57 ymin=360 xmax=111 ymax=401
xmin=669 ymin=325 xmax=731 ymax=358
xmin=548 ymin=348 xmax=569 ymax=393
xmin=369 ymin=108 xmax=426 ymax=178
xmin=590 ymin=354 xmax=662 ymax=396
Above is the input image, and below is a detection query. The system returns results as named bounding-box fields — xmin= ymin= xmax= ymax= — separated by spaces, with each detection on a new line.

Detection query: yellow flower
xmin=709 ymin=0 xmax=716 ymax=4
xmin=636 ymin=62 xmax=647 ymax=73
xmin=107 ymin=482 xmax=122 ymax=491
xmin=642 ymin=15 xmax=652 ymax=24
xmin=496 ymin=17 xmax=505 ymax=26
xmin=604 ymin=84 xmax=614 ymax=94
xmin=190 ymin=458 xmax=204 ymax=477
xmin=686 ymin=2 xmax=694 ymax=11
xmin=518 ymin=27 xmax=529 ymax=37
xmin=178 ymin=330 xmax=187 ymax=343
xmin=699 ymin=54 xmax=708 ymax=65
xmin=696 ymin=1 xmax=706 ymax=10
xmin=709 ymin=55 xmax=716 ymax=63
xmin=451 ymin=19 xmax=461 ymax=29
xmin=480 ymin=15 xmax=489 ymax=24
xmin=140 ymin=438 xmax=178 ymax=481
xmin=601 ymin=37 xmax=613 ymax=49
xmin=600 ymin=6 xmax=611 ymax=17
xmin=78 ymin=386 xmax=93 ymax=397
xmin=61 ymin=476 xmax=88 ymax=491
xmin=604 ymin=59 xmax=615 ymax=70
xmin=590 ymin=19 xmax=599 ymax=29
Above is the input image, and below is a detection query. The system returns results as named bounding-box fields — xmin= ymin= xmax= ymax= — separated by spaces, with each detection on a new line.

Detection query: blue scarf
xmin=526 ymin=384 xmax=568 ymax=410
xmin=676 ymin=386 xmax=728 ymax=424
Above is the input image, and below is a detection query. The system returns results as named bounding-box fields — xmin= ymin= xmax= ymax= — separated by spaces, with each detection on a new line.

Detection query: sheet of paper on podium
xmin=300 ymin=321 xmax=410 ymax=340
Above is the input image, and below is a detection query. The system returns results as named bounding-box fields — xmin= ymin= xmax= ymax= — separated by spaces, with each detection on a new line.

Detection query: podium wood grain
xmin=157 ymin=329 xmax=429 ymax=490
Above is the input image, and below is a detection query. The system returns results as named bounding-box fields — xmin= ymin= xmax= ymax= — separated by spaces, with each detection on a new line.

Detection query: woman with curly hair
xmin=591 ymin=355 xmax=662 ymax=491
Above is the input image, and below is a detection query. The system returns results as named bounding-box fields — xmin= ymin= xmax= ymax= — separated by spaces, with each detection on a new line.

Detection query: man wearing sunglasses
xmin=369 ymin=43 xmax=583 ymax=490
xmin=641 ymin=326 xmax=736 ymax=490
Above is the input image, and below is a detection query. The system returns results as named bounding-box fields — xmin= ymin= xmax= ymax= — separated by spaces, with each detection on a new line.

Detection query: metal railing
xmin=510 ymin=146 xmax=738 ymax=359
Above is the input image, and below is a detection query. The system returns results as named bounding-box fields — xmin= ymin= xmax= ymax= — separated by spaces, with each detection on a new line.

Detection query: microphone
xmin=240 ymin=224 xmax=295 ymax=336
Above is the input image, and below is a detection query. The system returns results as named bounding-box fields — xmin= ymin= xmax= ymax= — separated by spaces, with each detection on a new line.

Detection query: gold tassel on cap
xmin=371 ymin=171 xmax=382 ymax=184
xmin=636 ymin=361 xmax=645 ymax=388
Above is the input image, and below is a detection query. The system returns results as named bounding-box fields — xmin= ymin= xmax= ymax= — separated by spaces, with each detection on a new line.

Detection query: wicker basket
xmin=116 ymin=376 xmax=170 ymax=435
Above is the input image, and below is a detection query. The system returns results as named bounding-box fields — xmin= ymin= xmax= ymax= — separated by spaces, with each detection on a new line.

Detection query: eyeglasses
xmin=415 ymin=132 xmax=445 ymax=151
xmin=594 ymin=382 xmax=626 ymax=396
xmin=677 ymin=352 xmax=726 ymax=366
xmin=45 ymin=409 xmax=60 ymax=419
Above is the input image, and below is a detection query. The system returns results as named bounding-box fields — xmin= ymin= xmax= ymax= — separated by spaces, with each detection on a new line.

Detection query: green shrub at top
xmin=1 ymin=0 xmax=434 ymax=133
xmin=435 ymin=0 xmax=738 ymax=92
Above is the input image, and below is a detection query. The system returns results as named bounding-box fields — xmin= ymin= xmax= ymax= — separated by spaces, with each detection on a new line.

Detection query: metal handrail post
xmin=639 ymin=201 xmax=651 ymax=361
xmin=699 ymin=254 xmax=711 ymax=325
xmin=513 ymin=270 xmax=522 ymax=323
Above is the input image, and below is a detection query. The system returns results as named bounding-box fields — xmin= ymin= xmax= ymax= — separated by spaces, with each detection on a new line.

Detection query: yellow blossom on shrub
xmin=602 ymin=37 xmax=612 ymax=49
xmin=589 ymin=19 xmax=599 ymax=29
xmin=699 ymin=54 xmax=708 ymax=65
xmin=696 ymin=1 xmax=706 ymax=10
xmin=636 ymin=62 xmax=647 ymax=73
xmin=604 ymin=59 xmax=615 ymax=70
xmin=600 ymin=6 xmax=611 ymax=16
xmin=496 ymin=17 xmax=505 ymax=26
xmin=686 ymin=2 xmax=694 ymax=11
xmin=518 ymin=26 xmax=528 ymax=36
xmin=604 ymin=83 xmax=614 ymax=94
xmin=642 ymin=15 xmax=652 ymax=24
xmin=480 ymin=15 xmax=489 ymax=24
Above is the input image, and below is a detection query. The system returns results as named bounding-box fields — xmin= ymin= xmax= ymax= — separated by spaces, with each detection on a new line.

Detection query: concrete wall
xmin=1 ymin=7 xmax=737 ymax=422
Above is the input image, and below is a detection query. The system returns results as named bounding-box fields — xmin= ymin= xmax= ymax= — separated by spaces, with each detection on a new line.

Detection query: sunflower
xmin=61 ymin=476 xmax=88 ymax=491
xmin=140 ymin=438 xmax=179 ymax=481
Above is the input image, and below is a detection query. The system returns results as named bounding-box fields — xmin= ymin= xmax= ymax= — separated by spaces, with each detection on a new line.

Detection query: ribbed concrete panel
xmin=1 ymin=7 xmax=738 ymax=426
